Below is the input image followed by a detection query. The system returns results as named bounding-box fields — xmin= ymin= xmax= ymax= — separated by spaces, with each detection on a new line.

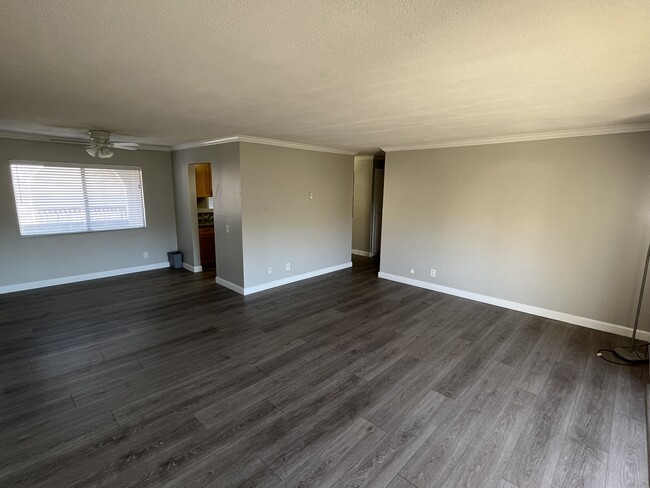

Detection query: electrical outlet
xmin=286 ymin=262 xmax=291 ymax=271
xmin=267 ymin=267 xmax=272 ymax=274
xmin=430 ymin=268 xmax=436 ymax=278
xmin=143 ymin=251 xmax=149 ymax=259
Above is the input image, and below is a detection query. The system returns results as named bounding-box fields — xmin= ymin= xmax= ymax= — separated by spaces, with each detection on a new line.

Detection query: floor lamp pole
xmin=614 ymin=239 xmax=650 ymax=363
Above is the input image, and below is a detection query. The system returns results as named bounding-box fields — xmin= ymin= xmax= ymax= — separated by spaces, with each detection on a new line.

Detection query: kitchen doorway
xmin=190 ymin=162 xmax=215 ymax=269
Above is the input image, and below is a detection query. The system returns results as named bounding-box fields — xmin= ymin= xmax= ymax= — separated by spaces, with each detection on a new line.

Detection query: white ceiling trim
xmin=354 ymin=155 xmax=375 ymax=161
xmin=171 ymin=135 xmax=356 ymax=155
xmin=381 ymin=123 xmax=650 ymax=152
xmin=171 ymin=136 xmax=240 ymax=151
xmin=0 ymin=130 xmax=171 ymax=152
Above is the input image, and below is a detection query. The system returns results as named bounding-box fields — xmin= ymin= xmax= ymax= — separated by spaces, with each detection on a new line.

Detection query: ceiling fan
xmin=50 ymin=130 xmax=140 ymax=159
xmin=84 ymin=130 xmax=139 ymax=158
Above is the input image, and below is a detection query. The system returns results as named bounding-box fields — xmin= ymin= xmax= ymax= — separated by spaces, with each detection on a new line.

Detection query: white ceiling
xmin=1 ymin=0 xmax=649 ymax=153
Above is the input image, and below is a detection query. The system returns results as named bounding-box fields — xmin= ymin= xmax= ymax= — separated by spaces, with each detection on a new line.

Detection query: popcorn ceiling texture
xmin=0 ymin=0 xmax=648 ymax=151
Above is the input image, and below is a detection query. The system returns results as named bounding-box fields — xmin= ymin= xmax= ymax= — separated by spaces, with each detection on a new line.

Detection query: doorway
xmin=370 ymin=166 xmax=384 ymax=257
xmin=190 ymin=162 xmax=215 ymax=269
xmin=351 ymin=154 xmax=385 ymax=263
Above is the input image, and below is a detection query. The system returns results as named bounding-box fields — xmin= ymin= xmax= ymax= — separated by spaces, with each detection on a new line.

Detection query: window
xmin=10 ymin=161 xmax=146 ymax=236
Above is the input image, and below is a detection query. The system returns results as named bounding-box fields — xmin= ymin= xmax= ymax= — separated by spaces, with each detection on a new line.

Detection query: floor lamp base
xmin=613 ymin=345 xmax=649 ymax=363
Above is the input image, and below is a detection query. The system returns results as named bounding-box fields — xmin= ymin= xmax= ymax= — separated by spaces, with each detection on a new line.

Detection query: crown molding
xmin=171 ymin=134 xmax=356 ymax=155
xmin=0 ymin=130 xmax=170 ymax=151
xmin=380 ymin=123 xmax=650 ymax=152
xmin=237 ymin=135 xmax=356 ymax=155
xmin=171 ymin=136 xmax=240 ymax=151
xmin=0 ymin=130 xmax=55 ymax=143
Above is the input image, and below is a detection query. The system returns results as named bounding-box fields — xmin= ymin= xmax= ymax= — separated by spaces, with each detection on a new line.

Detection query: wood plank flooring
xmin=0 ymin=256 xmax=648 ymax=487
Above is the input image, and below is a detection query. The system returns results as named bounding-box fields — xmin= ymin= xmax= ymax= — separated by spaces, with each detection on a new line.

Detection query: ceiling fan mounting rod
xmin=88 ymin=130 xmax=111 ymax=145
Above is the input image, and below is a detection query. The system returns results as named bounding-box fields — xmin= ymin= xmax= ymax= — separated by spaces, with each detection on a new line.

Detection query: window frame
xmin=9 ymin=160 xmax=147 ymax=238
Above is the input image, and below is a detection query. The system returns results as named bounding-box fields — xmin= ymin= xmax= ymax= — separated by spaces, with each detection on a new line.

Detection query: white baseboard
xmin=378 ymin=271 xmax=650 ymax=341
xmin=0 ymin=262 xmax=170 ymax=295
xmin=215 ymin=277 xmax=245 ymax=295
xmin=243 ymin=262 xmax=352 ymax=295
xmin=217 ymin=262 xmax=352 ymax=296
xmin=182 ymin=262 xmax=203 ymax=273
xmin=352 ymin=249 xmax=376 ymax=257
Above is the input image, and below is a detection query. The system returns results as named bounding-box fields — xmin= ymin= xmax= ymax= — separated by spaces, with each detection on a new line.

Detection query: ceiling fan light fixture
xmin=98 ymin=146 xmax=114 ymax=158
xmin=85 ymin=145 xmax=99 ymax=157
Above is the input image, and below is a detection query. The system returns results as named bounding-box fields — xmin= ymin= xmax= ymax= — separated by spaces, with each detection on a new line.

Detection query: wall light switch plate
xmin=143 ymin=251 xmax=149 ymax=259
xmin=308 ymin=192 xmax=313 ymax=200
xmin=225 ymin=224 xmax=230 ymax=234
xmin=267 ymin=267 xmax=272 ymax=274
xmin=286 ymin=262 xmax=291 ymax=271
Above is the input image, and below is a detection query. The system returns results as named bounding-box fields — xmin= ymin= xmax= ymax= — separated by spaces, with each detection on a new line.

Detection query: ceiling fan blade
xmin=49 ymin=138 xmax=88 ymax=145
xmin=111 ymin=142 xmax=140 ymax=149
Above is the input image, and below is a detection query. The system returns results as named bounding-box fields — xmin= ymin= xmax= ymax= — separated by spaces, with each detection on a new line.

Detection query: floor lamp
xmin=613 ymin=239 xmax=650 ymax=363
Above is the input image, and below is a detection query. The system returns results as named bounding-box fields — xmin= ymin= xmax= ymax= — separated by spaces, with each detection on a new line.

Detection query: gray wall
xmin=240 ymin=142 xmax=353 ymax=288
xmin=171 ymin=143 xmax=244 ymax=287
xmin=380 ymin=132 xmax=650 ymax=331
xmin=0 ymin=138 xmax=177 ymax=288
xmin=352 ymin=156 xmax=374 ymax=254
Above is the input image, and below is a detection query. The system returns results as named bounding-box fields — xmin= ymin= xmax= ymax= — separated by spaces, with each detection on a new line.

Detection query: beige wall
xmin=380 ymin=132 xmax=650 ymax=332
xmin=0 ymin=138 xmax=177 ymax=289
xmin=172 ymin=141 xmax=353 ymax=292
xmin=171 ymin=143 xmax=243 ymax=287
xmin=240 ymin=143 xmax=353 ymax=288
xmin=352 ymin=156 xmax=374 ymax=254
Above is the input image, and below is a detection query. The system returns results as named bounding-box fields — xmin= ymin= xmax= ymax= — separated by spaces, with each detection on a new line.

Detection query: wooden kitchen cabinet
xmin=195 ymin=163 xmax=212 ymax=198
xmin=199 ymin=226 xmax=215 ymax=267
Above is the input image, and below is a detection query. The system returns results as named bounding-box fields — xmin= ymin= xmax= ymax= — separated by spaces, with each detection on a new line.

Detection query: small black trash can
xmin=167 ymin=251 xmax=183 ymax=269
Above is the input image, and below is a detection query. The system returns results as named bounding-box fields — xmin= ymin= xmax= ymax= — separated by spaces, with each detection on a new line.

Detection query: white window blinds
xmin=10 ymin=162 xmax=146 ymax=236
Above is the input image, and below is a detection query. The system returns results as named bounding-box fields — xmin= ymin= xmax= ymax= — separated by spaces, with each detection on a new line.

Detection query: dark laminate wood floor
xmin=1 ymin=257 xmax=648 ymax=488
